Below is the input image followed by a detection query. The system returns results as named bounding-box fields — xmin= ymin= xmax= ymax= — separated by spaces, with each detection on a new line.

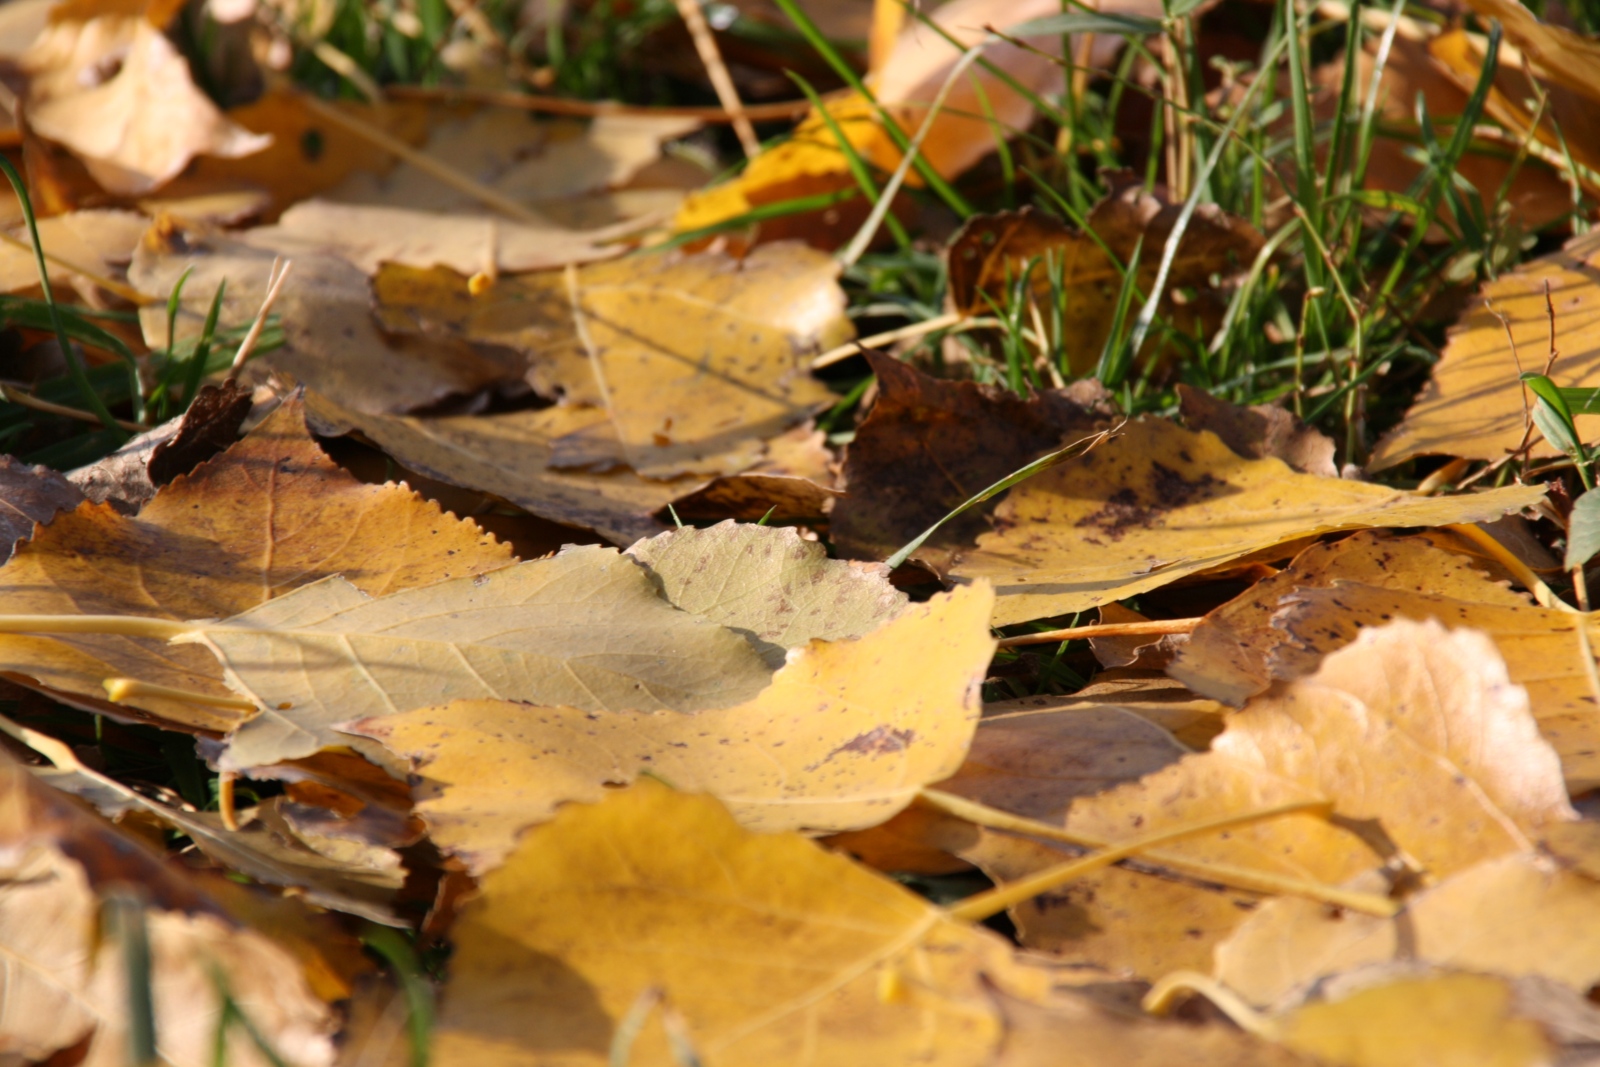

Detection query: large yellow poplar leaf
xmin=372 ymin=243 xmax=847 ymax=478
xmin=1216 ymin=853 xmax=1600 ymax=1009
xmin=948 ymin=417 xmax=1545 ymax=626
xmin=199 ymin=544 xmax=775 ymax=771
xmin=0 ymin=397 xmax=513 ymax=731
xmin=1169 ymin=530 xmax=1529 ymax=704
xmin=948 ymin=619 xmax=1574 ymax=978
xmin=351 ymin=584 xmax=993 ymax=874
xmin=626 ymin=520 xmax=906 ymax=666
xmin=1369 ymin=230 xmax=1600 ymax=470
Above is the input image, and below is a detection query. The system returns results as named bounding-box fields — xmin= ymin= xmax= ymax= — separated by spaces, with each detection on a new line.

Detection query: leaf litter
xmin=5 ymin=0 xmax=1600 ymax=1062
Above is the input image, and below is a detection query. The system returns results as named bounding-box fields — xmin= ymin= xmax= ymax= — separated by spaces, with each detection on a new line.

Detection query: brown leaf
xmin=0 ymin=395 xmax=513 ymax=730
xmin=949 ymin=416 xmax=1545 ymax=625
xmin=0 ymin=207 xmax=147 ymax=295
xmin=1176 ymin=384 xmax=1337 ymax=477
xmin=0 ymin=454 xmax=83 ymax=562
xmin=831 ymin=352 xmax=1105 ymax=572
xmin=1088 ymin=603 xmax=1188 ymax=670
xmin=947 ymin=190 xmax=1264 ymax=375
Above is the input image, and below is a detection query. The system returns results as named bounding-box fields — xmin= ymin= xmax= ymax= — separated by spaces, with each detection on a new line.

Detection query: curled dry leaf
xmin=372 ymin=242 xmax=847 ymax=477
xmin=831 ymin=352 xmax=1105 ymax=572
xmin=942 ymin=619 xmax=1574 ymax=978
xmin=626 ymin=520 xmax=906 ymax=666
xmin=20 ymin=5 xmax=270 ymax=195
xmin=1369 ymin=229 xmax=1600 ymax=471
xmin=0 ymin=396 xmax=513 ymax=731
xmin=947 ymin=190 xmax=1264 ymax=375
xmin=0 ymin=455 xmax=83 ymax=563
xmin=203 ymin=544 xmax=775 ymax=771
xmin=132 ymin=223 xmax=527 ymax=416
xmin=949 ymin=416 xmax=1546 ymax=625
xmin=350 ymin=583 xmax=992 ymax=874
xmin=0 ymin=750 xmax=342 ymax=1067
xmin=1168 ymin=529 xmax=1528 ymax=704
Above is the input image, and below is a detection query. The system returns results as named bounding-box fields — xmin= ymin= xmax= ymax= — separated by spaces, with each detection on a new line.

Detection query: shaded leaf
xmin=949 ymin=416 xmax=1545 ymax=625
xmin=0 ymin=396 xmax=513 ymax=730
xmin=627 ymin=520 xmax=905 ymax=666
xmin=831 ymin=352 xmax=1104 ymax=572
xmin=351 ymin=584 xmax=992 ymax=873
xmin=204 ymin=543 xmax=775 ymax=770
xmin=0 ymin=454 xmax=83 ymax=562
xmin=1176 ymin=384 xmax=1337 ymax=477
xmin=1567 ymin=487 xmax=1600 ymax=570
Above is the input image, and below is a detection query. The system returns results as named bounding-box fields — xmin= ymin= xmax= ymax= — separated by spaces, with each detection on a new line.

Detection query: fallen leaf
xmin=67 ymin=379 xmax=253 ymax=512
xmin=0 ymin=750 xmax=340 ymax=1067
xmin=0 ymin=396 xmax=513 ymax=730
xmin=951 ymin=619 xmax=1573 ymax=978
xmin=1176 ymin=384 xmax=1337 ymax=477
xmin=1088 ymin=603 xmax=1187 ymax=670
xmin=431 ymin=779 xmax=1050 ymax=1067
xmin=131 ymin=222 xmax=527 ymax=416
xmin=0 ymin=208 xmax=147 ymax=296
xmin=201 ymin=543 xmax=776 ymax=770
xmin=831 ymin=352 xmax=1105 ymax=572
xmin=372 ymin=242 xmax=847 ymax=476
xmin=949 ymin=415 xmax=1545 ymax=625
xmin=1544 ymin=819 xmax=1600 ymax=881
xmin=351 ymin=583 xmax=993 ymax=873
xmin=1168 ymin=529 xmax=1528 ymax=704
xmin=1458 ymin=0 xmax=1600 ymax=108
xmin=20 ymin=6 xmax=269 ymax=195
xmin=1369 ymin=229 xmax=1600 ymax=471
xmin=0 ymin=454 xmax=83 ymax=562
xmin=1006 ymin=672 xmax=1228 ymax=750
xmin=626 ymin=520 xmax=905 ymax=665
xmin=1216 ymin=852 xmax=1600 ymax=1009
xmin=947 ymin=191 xmax=1263 ymax=375
xmin=1273 ymin=969 xmax=1554 ymax=1067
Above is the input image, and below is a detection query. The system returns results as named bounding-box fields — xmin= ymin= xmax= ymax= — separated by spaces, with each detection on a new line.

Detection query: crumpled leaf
xmin=0 ymin=750 xmax=341 ymax=1067
xmin=202 ymin=543 xmax=776 ymax=771
xmin=831 ymin=352 xmax=1105 ymax=572
xmin=0 ymin=396 xmax=514 ymax=731
xmin=20 ymin=6 xmax=269 ymax=195
xmin=1168 ymin=529 xmax=1528 ymax=704
xmin=1216 ymin=852 xmax=1600 ymax=1009
xmin=1369 ymin=229 xmax=1600 ymax=470
xmin=432 ymin=779 xmax=1046 ymax=1067
xmin=0 ymin=454 xmax=83 ymax=563
xmin=304 ymin=390 xmax=689 ymax=546
xmin=373 ymin=242 xmax=847 ymax=476
xmin=626 ymin=520 xmax=905 ymax=666
xmin=132 ymin=223 xmax=527 ymax=416
xmin=949 ymin=416 xmax=1546 ymax=625
xmin=947 ymin=191 xmax=1263 ymax=375
xmin=1177 ymin=384 xmax=1337 ymax=477
xmin=947 ymin=619 xmax=1574 ymax=978
xmin=350 ymin=584 xmax=992 ymax=874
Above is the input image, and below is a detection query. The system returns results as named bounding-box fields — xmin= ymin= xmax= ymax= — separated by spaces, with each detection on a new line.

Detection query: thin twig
xmin=673 ymin=0 xmax=760 ymax=158
xmin=996 ymin=617 xmax=1201 ymax=649
xmin=0 ymin=382 xmax=143 ymax=432
xmin=230 ymin=257 xmax=292 ymax=372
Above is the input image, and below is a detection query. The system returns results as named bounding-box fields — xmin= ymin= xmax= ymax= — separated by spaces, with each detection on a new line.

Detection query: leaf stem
xmin=0 ymin=615 xmax=193 ymax=640
xmin=996 ymin=616 xmax=1200 ymax=648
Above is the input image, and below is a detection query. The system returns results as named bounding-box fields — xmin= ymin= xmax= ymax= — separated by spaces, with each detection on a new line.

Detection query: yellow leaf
xmin=948 ymin=416 xmax=1545 ymax=626
xmin=1277 ymin=970 xmax=1552 ymax=1067
xmin=372 ymin=243 xmax=847 ymax=477
xmin=197 ymin=544 xmax=775 ymax=770
xmin=1370 ymin=230 xmax=1600 ymax=470
xmin=0 ymin=397 xmax=513 ymax=731
xmin=20 ymin=10 xmax=269 ymax=195
xmin=433 ymin=779 xmax=1038 ymax=1067
xmin=351 ymin=584 xmax=993 ymax=874
xmin=1458 ymin=0 xmax=1600 ymax=108
xmin=948 ymin=619 xmax=1573 ymax=978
